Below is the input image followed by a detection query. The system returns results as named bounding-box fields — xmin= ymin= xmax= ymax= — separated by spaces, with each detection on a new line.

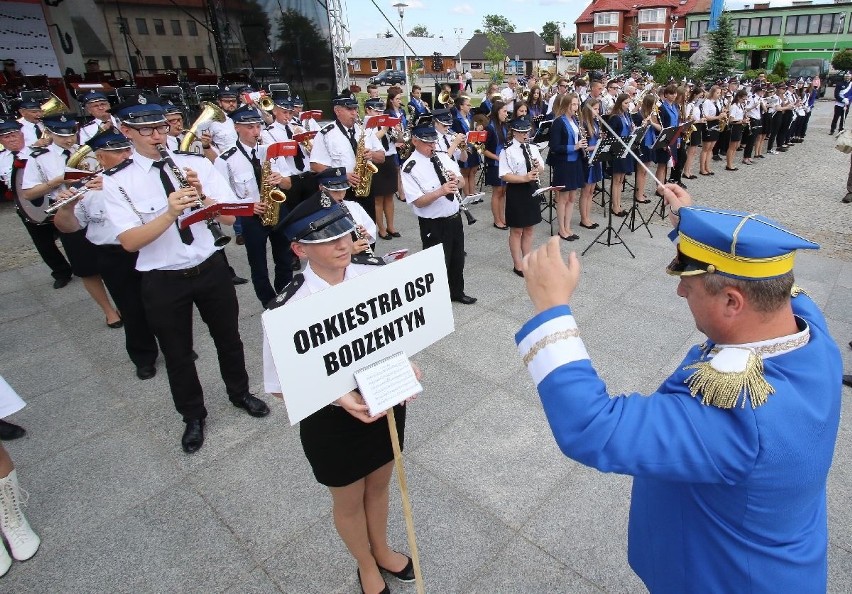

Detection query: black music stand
xmin=582 ymin=135 xmax=635 ymax=258
xmin=651 ymin=123 xmax=690 ymax=219
xmin=532 ymin=122 xmax=558 ymax=236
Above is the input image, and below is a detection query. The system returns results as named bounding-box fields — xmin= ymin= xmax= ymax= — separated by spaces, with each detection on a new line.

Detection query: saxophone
xmin=259 ymin=158 xmax=287 ymax=227
xmin=353 ymin=118 xmax=379 ymax=197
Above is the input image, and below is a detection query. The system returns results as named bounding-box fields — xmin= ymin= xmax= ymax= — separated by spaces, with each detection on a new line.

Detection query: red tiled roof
xmin=575 ymin=0 xmax=712 ymax=24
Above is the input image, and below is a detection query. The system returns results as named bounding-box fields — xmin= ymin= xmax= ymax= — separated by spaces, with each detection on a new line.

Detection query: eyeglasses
xmin=130 ymin=124 xmax=170 ymax=136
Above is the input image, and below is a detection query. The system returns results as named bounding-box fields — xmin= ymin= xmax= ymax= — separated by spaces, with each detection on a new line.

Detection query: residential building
xmin=687 ymin=1 xmax=852 ymax=71
xmin=457 ymin=32 xmax=552 ymax=79
xmin=575 ymin=0 xmax=712 ymax=72
xmin=348 ymin=37 xmax=463 ymax=79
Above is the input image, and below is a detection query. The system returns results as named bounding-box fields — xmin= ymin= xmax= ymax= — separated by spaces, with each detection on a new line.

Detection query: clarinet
xmin=430 ymin=154 xmax=476 ymax=225
xmin=155 ymin=143 xmax=230 ymax=247
xmin=520 ymin=142 xmax=540 ymax=192
xmin=336 ymin=196 xmax=374 ymax=256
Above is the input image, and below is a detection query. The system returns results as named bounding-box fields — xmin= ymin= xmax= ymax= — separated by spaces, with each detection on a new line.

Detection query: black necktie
xmin=285 ymin=126 xmax=307 ymax=171
xmin=347 ymin=128 xmax=357 ymax=154
xmin=250 ymin=149 xmax=262 ymax=192
xmin=521 ymin=144 xmax=532 ymax=172
xmin=34 ymin=125 xmax=42 ymax=139
xmin=62 ymin=149 xmax=71 ymax=162
xmin=153 ymin=160 xmax=194 ymax=244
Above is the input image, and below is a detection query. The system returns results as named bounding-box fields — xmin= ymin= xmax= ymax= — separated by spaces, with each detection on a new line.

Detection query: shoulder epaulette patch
xmin=218 ymin=147 xmax=238 ymax=160
xmin=267 ymin=274 xmax=304 ymax=309
xmin=319 ymin=123 xmax=335 ymax=135
xmin=505 ymin=139 xmax=514 ymax=148
xmin=173 ymin=150 xmax=205 ymax=157
xmin=29 ymin=147 xmax=48 ymax=158
xmin=790 ymin=285 xmax=808 ymax=297
xmin=102 ymin=159 xmax=133 ymax=176
xmin=351 ymin=254 xmax=385 ymax=266
xmin=402 ymin=160 xmax=416 ymax=173
xmin=683 ymin=347 xmax=775 ymax=409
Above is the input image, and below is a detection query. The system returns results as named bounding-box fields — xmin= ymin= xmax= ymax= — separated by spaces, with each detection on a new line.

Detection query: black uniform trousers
xmin=97 ymin=245 xmax=159 ymax=369
xmin=19 ymin=215 xmax=72 ymax=281
xmin=418 ymin=212 xmax=465 ymax=300
xmin=140 ymin=251 xmax=250 ymax=422
xmin=780 ymin=111 xmax=794 ymax=146
xmin=288 ymin=172 xmax=319 ymax=210
xmin=767 ymin=112 xmax=783 ymax=150
xmin=238 ymin=213 xmax=293 ymax=307
xmin=831 ymin=105 xmax=846 ymax=133
xmin=714 ymin=129 xmax=731 ymax=156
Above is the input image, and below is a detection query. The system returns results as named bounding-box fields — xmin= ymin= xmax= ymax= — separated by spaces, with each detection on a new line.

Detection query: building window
xmin=638 ymin=29 xmax=665 ymax=43
xmin=178 ymin=56 xmax=189 ymax=70
xmin=171 ymin=20 xmax=182 ymax=35
xmin=786 ymin=13 xmax=842 ymax=35
xmin=118 ymin=17 xmax=129 ymax=34
xmin=136 ymin=18 xmax=148 ymax=35
xmin=670 ymin=28 xmax=685 ymax=42
xmin=638 ymin=8 xmax=665 ymax=24
xmin=153 ymin=19 xmax=165 ymax=35
xmin=194 ymin=55 xmax=205 ymax=69
xmin=385 ymin=59 xmax=392 ymax=69
xmin=351 ymin=60 xmax=361 ymax=72
xmin=162 ymin=56 xmax=174 ymax=69
xmin=370 ymin=60 xmax=378 ymax=72
xmin=145 ymin=55 xmax=156 ymax=71
xmin=129 ymin=55 xmax=139 ymax=72
xmin=187 ymin=20 xmax=198 ymax=36
xmin=689 ymin=19 xmax=708 ymax=39
xmin=593 ymin=31 xmax=618 ymax=45
xmin=594 ymin=12 xmax=618 ymax=27
xmin=580 ymin=33 xmax=593 ymax=48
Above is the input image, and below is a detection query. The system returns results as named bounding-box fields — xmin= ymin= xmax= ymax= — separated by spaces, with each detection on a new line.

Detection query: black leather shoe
xmin=53 ymin=277 xmax=71 ymax=289
xmin=379 ymin=554 xmax=415 ymax=582
xmin=191 ymin=350 xmax=199 ymax=361
xmin=451 ymin=295 xmax=477 ymax=305
xmin=0 ymin=420 xmax=26 ymax=441
xmin=232 ymin=275 xmax=248 ymax=285
xmin=357 ymin=569 xmax=390 ymax=594
xmin=843 ymin=375 xmax=852 ymax=388
xmin=136 ymin=365 xmax=156 ymax=380
xmin=181 ymin=419 xmax=205 ymax=453
xmin=231 ymin=394 xmax=270 ymax=417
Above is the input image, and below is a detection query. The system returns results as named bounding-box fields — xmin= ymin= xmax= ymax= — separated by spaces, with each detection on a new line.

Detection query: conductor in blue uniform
xmin=515 ymin=185 xmax=842 ymax=593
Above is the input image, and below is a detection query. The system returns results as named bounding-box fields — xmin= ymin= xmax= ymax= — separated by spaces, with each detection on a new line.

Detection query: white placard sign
xmin=263 ymin=246 xmax=454 ymax=425
xmin=0 ymin=1 xmax=62 ymax=77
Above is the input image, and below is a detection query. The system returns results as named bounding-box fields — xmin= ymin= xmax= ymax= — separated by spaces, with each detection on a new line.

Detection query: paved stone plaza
xmin=0 ymin=100 xmax=850 ymax=593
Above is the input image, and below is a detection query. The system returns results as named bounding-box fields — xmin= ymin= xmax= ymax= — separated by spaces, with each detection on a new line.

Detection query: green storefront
xmin=687 ymin=2 xmax=852 ymax=71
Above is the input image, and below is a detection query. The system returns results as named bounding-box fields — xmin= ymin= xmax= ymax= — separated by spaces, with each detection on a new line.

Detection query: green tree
xmin=619 ymin=25 xmax=651 ymax=74
xmin=579 ymin=50 xmax=606 ymax=72
xmin=483 ymin=14 xmax=515 ymax=35
xmin=483 ymin=31 xmax=509 ymax=83
xmin=702 ymin=12 xmax=738 ymax=81
xmin=648 ymin=57 xmax=694 ymax=85
xmin=832 ymin=48 xmax=852 ymax=70
xmin=540 ymin=21 xmax=560 ymax=45
xmin=771 ymin=60 xmax=787 ymax=78
xmin=408 ymin=24 xmax=432 ymax=38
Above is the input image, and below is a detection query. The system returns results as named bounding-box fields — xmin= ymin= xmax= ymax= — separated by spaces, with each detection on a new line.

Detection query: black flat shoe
xmin=389 ymin=231 xmax=401 ymax=238
xmin=610 ymin=210 xmax=627 ymax=217
xmin=493 ymin=223 xmax=508 ymax=230
xmin=232 ymin=275 xmax=248 ymax=285
xmin=633 ymin=197 xmax=651 ymax=204
xmin=136 ymin=365 xmax=156 ymax=380
xmin=725 ymin=167 xmax=739 ymax=171
xmin=451 ymin=294 xmax=477 ymax=305
xmin=379 ymin=232 xmax=393 ymax=240
xmin=231 ymin=394 xmax=270 ymax=417
xmin=578 ymin=222 xmax=599 ymax=229
xmin=378 ymin=555 xmax=416 ymax=582
xmin=357 ymin=569 xmax=390 ymax=594
xmin=512 ymin=267 xmax=524 ymax=277
xmin=107 ymin=313 xmax=123 ymax=329
xmin=0 ymin=420 xmax=26 ymax=441
xmin=53 ymin=277 xmax=71 ymax=289
xmin=699 ymin=172 xmax=711 ymax=176
xmin=181 ymin=419 xmax=205 ymax=454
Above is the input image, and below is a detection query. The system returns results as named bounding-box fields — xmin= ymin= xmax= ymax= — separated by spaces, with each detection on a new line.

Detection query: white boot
xmin=0 ymin=542 xmax=10 ymax=577
xmin=0 ymin=470 xmax=40 ymax=561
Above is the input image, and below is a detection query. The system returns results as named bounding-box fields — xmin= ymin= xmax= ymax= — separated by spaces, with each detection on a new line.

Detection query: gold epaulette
xmin=683 ymin=347 xmax=775 ymax=409
xmin=790 ymin=284 xmax=808 ymax=297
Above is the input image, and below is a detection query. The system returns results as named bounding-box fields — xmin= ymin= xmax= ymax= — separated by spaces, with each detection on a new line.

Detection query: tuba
xmin=179 ymin=101 xmax=226 ymax=152
xmin=40 ymin=94 xmax=69 ymax=117
xmin=66 ymin=145 xmax=94 ymax=170
xmin=259 ymin=157 xmax=287 ymax=227
xmin=353 ymin=118 xmax=378 ymax=197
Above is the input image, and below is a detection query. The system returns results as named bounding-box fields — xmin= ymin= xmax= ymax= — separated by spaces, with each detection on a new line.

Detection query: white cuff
xmin=517 ymin=315 xmax=589 ymax=385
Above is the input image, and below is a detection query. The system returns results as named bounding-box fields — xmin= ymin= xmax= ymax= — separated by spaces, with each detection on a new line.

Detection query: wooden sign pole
xmin=386 ymin=408 xmax=425 ymax=594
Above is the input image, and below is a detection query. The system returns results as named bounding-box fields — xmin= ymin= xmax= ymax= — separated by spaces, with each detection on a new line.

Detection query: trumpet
xmin=66 ymin=145 xmax=94 ymax=170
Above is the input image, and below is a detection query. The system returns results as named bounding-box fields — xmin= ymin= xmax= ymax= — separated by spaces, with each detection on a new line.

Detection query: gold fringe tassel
xmin=683 ymin=352 xmax=775 ymax=409
xmin=790 ymin=285 xmax=807 ymax=297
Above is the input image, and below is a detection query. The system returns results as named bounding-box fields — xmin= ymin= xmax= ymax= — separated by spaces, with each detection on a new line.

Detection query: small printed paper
xmin=355 ymin=352 xmax=422 ymax=417
xmin=0 ymin=376 xmax=26 ymax=420
xmin=533 ymin=185 xmax=564 ymax=197
xmin=461 ymin=192 xmax=484 ymax=205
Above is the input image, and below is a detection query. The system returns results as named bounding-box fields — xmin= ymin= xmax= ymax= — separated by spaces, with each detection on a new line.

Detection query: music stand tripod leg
xmin=582 ymin=174 xmax=635 ymax=258
xmin=619 ymin=200 xmax=653 ymax=237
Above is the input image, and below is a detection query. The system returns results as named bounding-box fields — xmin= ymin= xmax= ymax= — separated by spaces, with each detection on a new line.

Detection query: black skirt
xmin=300 ymin=403 xmax=406 ymax=487
xmin=485 ymin=161 xmax=505 ymax=187
xmin=689 ymin=129 xmax=702 ymax=146
xmin=505 ymin=182 xmax=541 ymax=228
xmin=61 ymin=229 xmax=101 ymax=277
xmin=370 ymin=158 xmax=398 ymax=196
xmin=702 ymin=126 xmax=720 ymax=143
xmin=552 ymin=159 xmax=585 ymax=191
xmin=729 ymin=123 xmax=744 ymax=143
xmin=611 ymin=156 xmax=635 ymax=175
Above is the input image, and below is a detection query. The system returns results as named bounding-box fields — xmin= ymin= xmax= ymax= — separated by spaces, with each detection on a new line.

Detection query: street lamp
xmin=454 ymin=27 xmax=463 ymax=76
xmin=393 ymin=2 xmax=409 ymax=101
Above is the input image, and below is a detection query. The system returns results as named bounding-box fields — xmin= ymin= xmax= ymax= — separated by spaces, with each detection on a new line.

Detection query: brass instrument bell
xmin=40 ymin=94 xmax=69 ymax=117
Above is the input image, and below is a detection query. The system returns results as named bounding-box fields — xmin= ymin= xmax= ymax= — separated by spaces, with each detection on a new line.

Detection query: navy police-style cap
xmin=217 ymin=88 xmax=239 ymax=100
xmin=271 ymin=94 xmax=293 ymax=109
xmin=317 ymin=167 xmax=351 ymax=191
xmin=79 ymin=91 xmax=109 ymax=105
xmin=332 ymin=93 xmax=358 ymax=108
xmin=432 ymin=108 xmax=453 ymax=125
xmin=666 ymin=206 xmax=819 ymax=280
xmin=17 ymin=98 xmax=41 ymax=110
xmin=509 ymin=117 xmax=531 ymax=132
xmin=280 ymin=191 xmax=355 ymax=243
xmin=228 ymin=105 xmax=264 ymax=124
xmin=42 ymin=114 xmax=78 ymax=136
xmin=161 ymin=100 xmax=183 ymax=115
xmin=364 ymin=98 xmax=384 ymax=111
xmin=292 ymin=96 xmax=304 ymax=107
xmin=0 ymin=115 xmax=23 ymax=134
xmin=85 ymin=128 xmax=131 ymax=151
xmin=411 ymin=114 xmax=438 ymax=142
xmin=114 ymin=97 xmax=166 ymax=125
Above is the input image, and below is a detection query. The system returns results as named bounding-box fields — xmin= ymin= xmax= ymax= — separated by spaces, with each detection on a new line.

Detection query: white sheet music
xmin=355 ymin=352 xmax=422 ymax=417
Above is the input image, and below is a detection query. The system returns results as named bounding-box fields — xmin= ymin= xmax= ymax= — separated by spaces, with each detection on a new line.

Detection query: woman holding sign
xmin=262 ymin=190 xmax=418 ymax=594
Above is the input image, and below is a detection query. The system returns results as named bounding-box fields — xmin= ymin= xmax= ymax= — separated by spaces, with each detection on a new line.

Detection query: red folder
xmin=178 ymin=202 xmax=255 ymax=229
xmin=266 ymin=141 xmax=299 ymax=159
xmin=300 ymin=110 xmax=322 ymax=121
xmin=364 ymin=115 xmax=401 ymax=129
xmin=466 ymin=131 xmax=488 ymax=143
xmin=292 ymin=131 xmax=317 ymax=144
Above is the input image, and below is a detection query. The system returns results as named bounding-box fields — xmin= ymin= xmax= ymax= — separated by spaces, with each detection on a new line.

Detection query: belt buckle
xmin=181 ymin=265 xmax=202 ymax=278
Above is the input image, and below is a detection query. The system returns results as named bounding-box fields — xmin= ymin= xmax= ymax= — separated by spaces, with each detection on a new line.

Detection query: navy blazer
xmin=547 ymin=115 xmax=580 ymax=163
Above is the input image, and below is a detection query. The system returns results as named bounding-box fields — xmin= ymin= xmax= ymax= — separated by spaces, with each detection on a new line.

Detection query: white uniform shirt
xmin=17 ymin=118 xmax=44 ymax=146
xmin=685 ymin=101 xmax=700 ymax=124
xmin=21 ymin=143 xmax=74 ymax=202
xmin=401 ymin=149 xmax=461 ymax=219
xmin=213 ymin=141 xmax=264 ymax=204
xmin=0 ymin=146 xmax=32 ymax=190
xmin=498 ymin=141 xmax=543 ymax=179
xmin=262 ymin=261 xmax=377 ymax=395
xmin=261 ymin=121 xmax=310 ymax=173
xmin=100 ymin=149 xmax=236 ymax=271
xmin=745 ymin=95 xmax=762 ymax=120
xmin=74 ymin=186 xmax=124 ymax=245
xmin=600 ymin=93 xmax=617 ymax=116
xmin=729 ymin=103 xmax=745 ymax=122
xmin=434 ymin=127 xmax=461 ymax=161
xmin=310 ymin=121 xmax=382 ymax=172
xmin=292 ymin=115 xmax=321 ymax=133
xmin=501 ymin=87 xmax=516 ymax=113
xmin=702 ymin=99 xmax=720 ymax=118
xmin=342 ymin=199 xmax=376 ymax=242
xmin=206 ymin=118 xmax=238 ymax=153
xmin=78 ymin=116 xmax=121 ymax=145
